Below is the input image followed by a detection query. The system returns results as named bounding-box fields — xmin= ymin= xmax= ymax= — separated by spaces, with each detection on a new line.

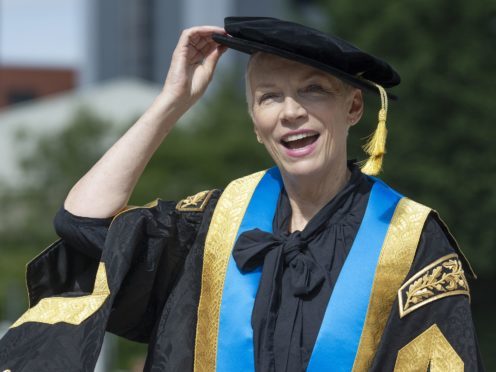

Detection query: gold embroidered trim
xmin=11 ymin=262 xmax=110 ymax=328
xmin=352 ymin=198 xmax=431 ymax=372
xmin=176 ymin=190 xmax=214 ymax=212
xmin=398 ymin=253 xmax=470 ymax=318
xmin=394 ymin=324 xmax=464 ymax=371
xmin=194 ymin=171 xmax=266 ymax=372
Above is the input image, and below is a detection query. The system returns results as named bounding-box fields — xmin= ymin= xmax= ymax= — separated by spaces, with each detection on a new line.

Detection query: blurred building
xmin=0 ymin=66 xmax=76 ymax=109
xmin=81 ymin=0 xmax=286 ymax=86
xmin=0 ymin=78 xmax=161 ymax=185
xmin=0 ymin=0 xmax=324 ymax=184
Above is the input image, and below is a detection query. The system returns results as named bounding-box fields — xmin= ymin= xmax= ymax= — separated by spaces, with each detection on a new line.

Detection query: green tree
xmin=0 ymin=110 xmax=116 ymax=319
xmin=320 ymin=0 xmax=496 ymax=367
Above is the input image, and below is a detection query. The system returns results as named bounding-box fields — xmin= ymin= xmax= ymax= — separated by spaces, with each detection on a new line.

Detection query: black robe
xmin=0 ymin=169 xmax=485 ymax=371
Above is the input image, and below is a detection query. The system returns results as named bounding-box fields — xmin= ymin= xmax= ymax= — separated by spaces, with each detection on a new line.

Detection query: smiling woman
xmin=0 ymin=16 xmax=484 ymax=372
xmin=247 ymin=53 xmax=362 ymax=229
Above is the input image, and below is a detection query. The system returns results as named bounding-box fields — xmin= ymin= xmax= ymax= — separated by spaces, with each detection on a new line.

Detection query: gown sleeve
xmin=0 ymin=192 xmax=219 ymax=371
xmin=370 ymin=213 xmax=485 ymax=371
xmin=103 ymin=198 xmax=211 ymax=342
xmin=23 ymin=208 xmax=112 ymax=309
xmin=53 ymin=207 xmax=111 ymax=259
xmin=22 ymin=194 xmax=215 ymax=343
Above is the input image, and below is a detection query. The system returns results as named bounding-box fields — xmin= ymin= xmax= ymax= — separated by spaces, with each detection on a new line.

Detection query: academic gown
xmin=0 ymin=166 xmax=485 ymax=371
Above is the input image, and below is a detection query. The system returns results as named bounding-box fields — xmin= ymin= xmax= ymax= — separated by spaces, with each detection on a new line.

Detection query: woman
xmin=0 ymin=17 xmax=483 ymax=371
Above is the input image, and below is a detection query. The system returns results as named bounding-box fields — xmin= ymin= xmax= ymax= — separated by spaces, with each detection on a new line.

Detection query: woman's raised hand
xmin=163 ymin=26 xmax=227 ymax=106
xmin=64 ymin=26 xmax=228 ymax=218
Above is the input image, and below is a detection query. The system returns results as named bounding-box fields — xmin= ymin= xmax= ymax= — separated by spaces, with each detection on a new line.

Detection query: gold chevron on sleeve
xmin=394 ymin=324 xmax=463 ymax=371
xmin=398 ymin=253 xmax=470 ymax=318
xmin=11 ymin=262 xmax=110 ymax=328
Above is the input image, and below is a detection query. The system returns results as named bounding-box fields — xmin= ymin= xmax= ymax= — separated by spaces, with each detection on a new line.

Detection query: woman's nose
xmin=280 ymin=96 xmax=307 ymax=123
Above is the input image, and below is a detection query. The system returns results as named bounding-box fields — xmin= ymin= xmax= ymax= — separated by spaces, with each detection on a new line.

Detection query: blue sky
xmin=0 ymin=0 xmax=84 ymax=67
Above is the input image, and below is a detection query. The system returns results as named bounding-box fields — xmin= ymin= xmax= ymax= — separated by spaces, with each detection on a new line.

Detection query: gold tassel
xmin=361 ymin=83 xmax=389 ymax=176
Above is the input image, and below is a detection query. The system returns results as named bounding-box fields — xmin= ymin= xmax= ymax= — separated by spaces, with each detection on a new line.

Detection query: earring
xmin=256 ymin=135 xmax=263 ymax=144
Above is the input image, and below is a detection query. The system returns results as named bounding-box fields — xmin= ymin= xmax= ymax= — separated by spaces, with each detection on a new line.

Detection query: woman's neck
xmin=282 ymin=160 xmax=350 ymax=232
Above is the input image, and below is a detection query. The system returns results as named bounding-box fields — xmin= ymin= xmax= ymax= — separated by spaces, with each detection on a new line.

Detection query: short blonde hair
xmin=244 ymin=52 xmax=259 ymax=117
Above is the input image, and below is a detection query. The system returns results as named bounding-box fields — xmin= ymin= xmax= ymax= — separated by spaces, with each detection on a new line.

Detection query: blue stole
xmin=216 ymin=168 xmax=402 ymax=371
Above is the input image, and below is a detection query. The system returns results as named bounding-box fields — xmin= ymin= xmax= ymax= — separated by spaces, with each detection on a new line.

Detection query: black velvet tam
xmin=213 ymin=17 xmax=401 ymax=96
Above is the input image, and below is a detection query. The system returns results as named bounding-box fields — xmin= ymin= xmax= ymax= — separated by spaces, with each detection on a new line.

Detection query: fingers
xmin=164 ymin=26 xmax=228 ymax=100
xmin=202 ymin=44 xmax=227 ymax=75
xmin=175 ymin=26 xmax=227 ymax=67
xmin=188 ymin=40 xmax=218 ymax=63
xmin=183 ymin=25 xmax=226 ymax=36
xmin=179 ymin=26 xmax=226 ymax=47
xmin=188 ymin=38 xmax=214 ymax=59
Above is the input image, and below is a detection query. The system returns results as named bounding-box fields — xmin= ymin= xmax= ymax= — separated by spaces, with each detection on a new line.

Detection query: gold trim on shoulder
xmin=394 ymin=324 xmax=463 ymax=371
xmin=194 ymin=171 xmax=266 ymax=372
xmin=398 ymin=253 xmax=470 ymax=318
xmin=11 ymin=262 xmax=110 ymax=328
xmin=352 ymin=198 xmax=431 ymax=371
xmin=111 ymin=198 xmax=160 ymax=225
xmin=176 ymin=190 xmax=214 ymax=212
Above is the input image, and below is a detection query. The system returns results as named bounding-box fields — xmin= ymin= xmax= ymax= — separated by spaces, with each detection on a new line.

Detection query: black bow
xmin=233 ymin=227 xmax=328 ymax=371
xmin=233 ymin=228 xmax=325 ymax=296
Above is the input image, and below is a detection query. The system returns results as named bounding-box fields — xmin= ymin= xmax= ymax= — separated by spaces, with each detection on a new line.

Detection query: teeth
xmin=283 ymin=132 xmax=316 ymax=142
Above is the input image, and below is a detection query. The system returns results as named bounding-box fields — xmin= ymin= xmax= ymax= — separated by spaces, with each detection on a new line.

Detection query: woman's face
xmin=248 ymin=53 xmax=363 ymax=179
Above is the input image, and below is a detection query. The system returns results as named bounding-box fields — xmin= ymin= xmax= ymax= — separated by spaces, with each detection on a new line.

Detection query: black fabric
xmin=142 ymin=194 xmax=220 ymax=370
xmin=369 ymin=215 xmax=486 ymax=372
xmin=212 ymin=17 xmax=400 ymax=96
xmin=53 ymin=209 xmax=112 ymax=260
xmin=20 ymin=208 xmax=112 ymax=308
xmin=233 ymin=166 xmax=372 ymax=371
xmin=0 ymin=178 xmax=485 ymax=371
xmin=0 ymin=194 xmax=221 ymax=372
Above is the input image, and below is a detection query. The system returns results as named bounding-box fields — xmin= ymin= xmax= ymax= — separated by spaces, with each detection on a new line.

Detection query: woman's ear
xmin=347 ymin=89 xmax=364 ymax=127
xmin=253 ymin=126 xmax=263 ymax=144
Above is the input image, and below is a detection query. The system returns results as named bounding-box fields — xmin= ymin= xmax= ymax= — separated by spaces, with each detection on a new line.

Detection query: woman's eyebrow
xmin=253 ymin=82 xmax=277 ymax=91
xmin=300 ymin=70 xmax=334 ymax=82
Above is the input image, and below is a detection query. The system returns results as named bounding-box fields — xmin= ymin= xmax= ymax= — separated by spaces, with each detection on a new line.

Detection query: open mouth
xmin=281 ymin=132 xmax=320 ymax=150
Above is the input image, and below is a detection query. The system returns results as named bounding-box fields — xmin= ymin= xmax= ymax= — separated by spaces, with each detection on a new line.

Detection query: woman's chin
xmin=277 ymin=159 xmax=324 ymax=179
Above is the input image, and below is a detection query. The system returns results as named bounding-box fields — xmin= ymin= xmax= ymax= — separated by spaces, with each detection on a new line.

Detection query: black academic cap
xmin=214 ymin=17 xmax=399 ymax=175
xmin=212 ymin=17 xmax=400 ymax=96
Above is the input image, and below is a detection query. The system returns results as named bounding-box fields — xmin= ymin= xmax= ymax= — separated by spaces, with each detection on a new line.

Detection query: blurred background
xmin=0 ymin=0 xmax=494 ymax=370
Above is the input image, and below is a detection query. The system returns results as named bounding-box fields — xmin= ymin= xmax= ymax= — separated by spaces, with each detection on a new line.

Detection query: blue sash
xmin=216 ymin=169 xmax=402 ymax=371
xmin=217 ymin=168 xmax=283 ymax=370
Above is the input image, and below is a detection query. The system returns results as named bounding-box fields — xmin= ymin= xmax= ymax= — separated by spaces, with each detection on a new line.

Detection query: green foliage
xmin=320 ymin=0 xmax=496 ymax=367
xmin=322 ymin=0 xmax=496 ymax=274
xmin=0 ymin=109 xmax=116 ymax=319
xmin=1 ymin=109 xmax=115 ymax=241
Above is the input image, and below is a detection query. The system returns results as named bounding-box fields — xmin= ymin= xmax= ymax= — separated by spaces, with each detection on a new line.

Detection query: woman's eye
xmin=259 ymin=93 xmax=279 ymax=103
xmin=304 ymin=84 xmax=327 ymax=93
